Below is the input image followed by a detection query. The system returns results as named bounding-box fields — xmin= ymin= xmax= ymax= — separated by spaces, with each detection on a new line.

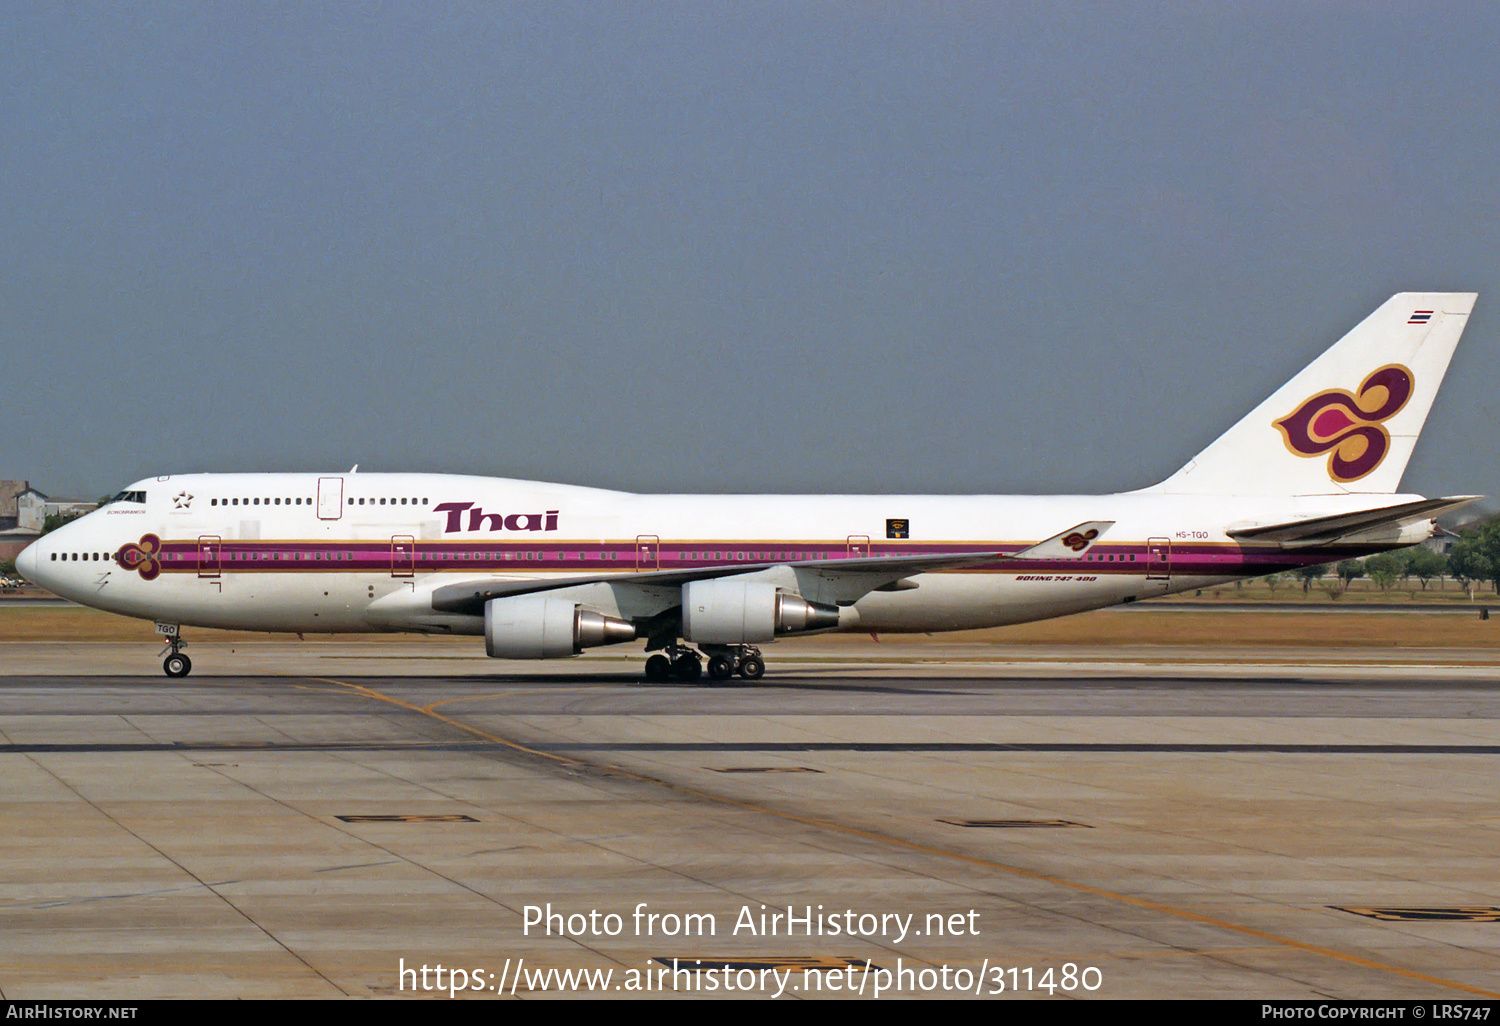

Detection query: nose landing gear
xmin=158 ymin=629 xmax=192 ymax=678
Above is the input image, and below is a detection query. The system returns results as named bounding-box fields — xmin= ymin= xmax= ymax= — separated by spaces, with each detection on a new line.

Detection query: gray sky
xmin=4 ymin=2 xmax=1497 ymax=501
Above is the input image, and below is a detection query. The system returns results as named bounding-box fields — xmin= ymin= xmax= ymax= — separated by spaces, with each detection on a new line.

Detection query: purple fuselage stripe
xmin=143 ymin=539 xmax=1381 ymax=577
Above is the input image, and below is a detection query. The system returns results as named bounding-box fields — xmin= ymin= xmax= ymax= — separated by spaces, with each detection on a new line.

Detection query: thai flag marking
xmin=1408 ymin=310 xmax=1433 ymax=324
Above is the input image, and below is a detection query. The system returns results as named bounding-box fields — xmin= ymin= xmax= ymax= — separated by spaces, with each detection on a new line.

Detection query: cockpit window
xmin=107 ymin=490 xmax=147 ymax=504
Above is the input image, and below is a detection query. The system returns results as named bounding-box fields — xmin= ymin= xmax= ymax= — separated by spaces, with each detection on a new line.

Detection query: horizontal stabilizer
xmin=1226 ymin=496 xmax=1480 ymax=548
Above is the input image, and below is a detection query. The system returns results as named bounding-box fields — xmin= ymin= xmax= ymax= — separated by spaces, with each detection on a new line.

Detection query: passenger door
xmin=636 ymin=535 xmax=660 ymax=571
xmin=197 ymin=535 xmax=221 ymax=578
xmin=391 ymin=535 xmax=415 ymax=578
xmin=1146 ymin=537 xmax=1171 ymax=581
xmin=317 ymin=477 xmax=344 ymax=520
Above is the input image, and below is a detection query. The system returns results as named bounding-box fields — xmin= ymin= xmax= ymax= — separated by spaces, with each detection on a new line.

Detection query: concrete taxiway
xmin=1 ymin=637 xmax=1498 ymax=1000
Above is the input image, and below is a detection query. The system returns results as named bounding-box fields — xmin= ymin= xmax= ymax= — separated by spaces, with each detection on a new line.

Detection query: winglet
xmin=1006 ymin=521 xmax=1115 ymax=561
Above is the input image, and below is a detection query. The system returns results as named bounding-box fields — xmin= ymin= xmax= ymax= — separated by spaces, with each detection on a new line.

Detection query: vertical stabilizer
xmin=1152 ymin=292 xmax=1475 ymax=495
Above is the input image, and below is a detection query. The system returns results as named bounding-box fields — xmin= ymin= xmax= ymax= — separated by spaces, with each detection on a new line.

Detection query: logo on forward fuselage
xmin=116 ymin=534 xmax=164 ymax=580
xmin=1273 ymin=364 xmax=1414 ymax=483
xmin=433 ymin=502 xmax=559 ymax=534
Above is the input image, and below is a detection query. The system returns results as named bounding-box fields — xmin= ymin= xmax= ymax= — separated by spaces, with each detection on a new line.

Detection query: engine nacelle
xmin=485 ymin=596 xmax=636 ymax=659
xmin=681 ymin=580 xmax=841 ymax=644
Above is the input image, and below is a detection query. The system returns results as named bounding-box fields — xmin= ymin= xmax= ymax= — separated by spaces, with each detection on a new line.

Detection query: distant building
xmin=0 ymin=480 xmax=98 ymax=565
xmin=1423 ymin=532 xmax=1455 ymax=556
xmin=44 ymin=499 xmax=98 ymax=521
xmin=0 ymin=479 xmax=46 ymax=563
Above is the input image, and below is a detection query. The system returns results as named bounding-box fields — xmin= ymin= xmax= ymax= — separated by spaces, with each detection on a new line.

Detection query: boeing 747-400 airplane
xmin=17 ymin=293 xmax=1480 ymax=680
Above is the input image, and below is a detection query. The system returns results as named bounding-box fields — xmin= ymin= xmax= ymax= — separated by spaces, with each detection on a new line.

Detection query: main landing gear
xmin=644 ymin=644 xmax=765 ymax=684
xmin=160 ymin=633 xmax=192 ymax=678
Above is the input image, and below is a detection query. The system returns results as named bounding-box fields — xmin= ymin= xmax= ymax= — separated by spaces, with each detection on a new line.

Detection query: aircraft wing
xmin=430 ymin=520 xmax=1115 ymax=615
xmin=1225 ymin=496 xmax=1480 ymax=548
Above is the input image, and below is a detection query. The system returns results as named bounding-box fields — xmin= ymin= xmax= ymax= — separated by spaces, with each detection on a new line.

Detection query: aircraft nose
xmin=16 ymin=542 xmax=39 ymax=584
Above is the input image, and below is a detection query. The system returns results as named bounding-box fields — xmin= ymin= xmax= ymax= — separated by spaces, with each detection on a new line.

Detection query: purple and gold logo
xmin=1273 ymin=364 xmax=1414 ymax=483
xmin=116 ymin=534 xmax=163 ymax=580
xmin=1062 ymin=529 xmax=1099 ymax=552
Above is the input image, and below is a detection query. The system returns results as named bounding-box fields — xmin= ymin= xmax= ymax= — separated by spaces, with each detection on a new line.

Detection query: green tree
xmin=1364 ymin=552 xmax=1403 ymax=592
xmin=39 ymin=513 xmax=85 ymax=536
xmin=1295 ymin=564 xmax=1327 ymax=592
xmin=1447 ymin=520 xmax=1500 ymax=598
xmin=1262 ymin=572 xmax=1285 ymax=595
xmin=1403 ymin=547 xmax=1447 ymax=590
xmin=1336 ymin=559 xmax=1366 ymax=592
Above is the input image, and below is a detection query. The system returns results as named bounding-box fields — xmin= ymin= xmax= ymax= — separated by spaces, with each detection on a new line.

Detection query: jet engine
xmin=681 ymin=580 xmax=841 ymax=644
xmin=484 ymin=595 xmax=637 ymax=659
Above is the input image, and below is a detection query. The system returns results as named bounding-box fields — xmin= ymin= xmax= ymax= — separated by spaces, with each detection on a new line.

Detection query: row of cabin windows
xmin=52 ymin=548 xmax=1147 ymax=565
xmin=206 ymin=497 xmax=432 ymax=507
xmin=677 ymin=551 xmax=828 ymax=562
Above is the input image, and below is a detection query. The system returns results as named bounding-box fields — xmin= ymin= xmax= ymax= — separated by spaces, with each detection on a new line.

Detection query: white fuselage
xmin=20 ymin=472 xmax=1427 ymax=641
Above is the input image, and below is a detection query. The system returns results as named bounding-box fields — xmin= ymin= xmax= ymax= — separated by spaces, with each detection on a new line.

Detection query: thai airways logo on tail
xmin=1272 ymin=364 xmax=1414 ymax=483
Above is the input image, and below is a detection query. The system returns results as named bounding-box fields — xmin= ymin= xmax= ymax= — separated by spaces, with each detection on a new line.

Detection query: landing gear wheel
xmin=707 ymin=655 xmax=735 ymax=681
xmin=672 ymin=656 xmax=702 ymax=681
xmin=644 ymin=654 xmax=672 ymax=681
xmin=164 ymin=654 xmax=192 ymax=678
xmin=738 ymin=655 xmax=765 ymax=680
